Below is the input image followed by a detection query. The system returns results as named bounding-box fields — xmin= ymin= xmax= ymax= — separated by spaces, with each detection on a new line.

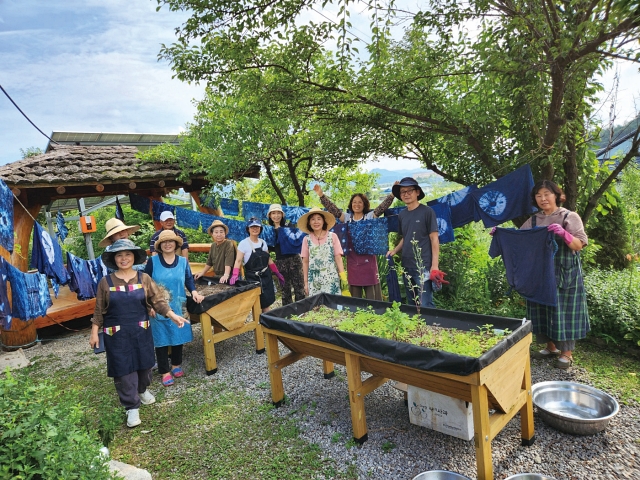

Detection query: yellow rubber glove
xmin=339 ymin=271 xmax=351 ymax=297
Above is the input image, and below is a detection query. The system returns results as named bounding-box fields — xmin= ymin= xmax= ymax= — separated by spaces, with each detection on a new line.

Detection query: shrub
xmin=0 ymin=372 xmax=116 ymax=479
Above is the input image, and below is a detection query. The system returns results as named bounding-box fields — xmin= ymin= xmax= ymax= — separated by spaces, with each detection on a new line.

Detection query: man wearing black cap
xmin=386 ymin=177 xmax=440 ymax=308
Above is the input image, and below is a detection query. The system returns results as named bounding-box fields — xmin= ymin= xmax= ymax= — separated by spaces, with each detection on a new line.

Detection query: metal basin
xmin=532 ymin=381 xmax=619 ymax=435
xmin=412 ymin=472 xmax=471 ymax=480
xmin=504 ymin=474 xmax=558 ymax=480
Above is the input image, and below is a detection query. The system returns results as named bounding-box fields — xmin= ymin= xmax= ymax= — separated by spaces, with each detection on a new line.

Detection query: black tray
xmin=187 ymin=276 xmax=260 ymax=314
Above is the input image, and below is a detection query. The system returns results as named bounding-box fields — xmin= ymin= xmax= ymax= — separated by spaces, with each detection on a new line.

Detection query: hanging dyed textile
xmin=220 ymin=198 xmax=239 ymax=216
xmin=199 ymin=192 xmax=216 ymax=209
xmin=349 ymin=218 xmax=389 ymax=255
xmin=385 ymin=213 xmax=400 ymax=234
xmin=242 ymin=201 xmax=270 ymax=221
xmin=30 ymin=222 xmax=69 ymax=295
xmin=281 ymin=205 xmax=310 ymax=224
xmin=176 ymin=207 xmax=201 ymax=230
xmin=471 ymin=165 xmax=536 ymax=227
xmin=66 ymin=252 xmax=98 ymax=300
xmin=386 ymin=257 xmax=402 ymax=303
xmin=56 ymin=211 xmax=69 ymax=242
xmin=428 ymin=185 xmax=478 ymax=229
xmin=259 ymin=224 xmax=276 ymax=247
xmin=385 ymin=207 xmax=404 ymax=216
xmin=115 ymin=197 xmax=125 ymax=221
xmin=152 ymin=200 xmax=176 ymax=221
xmin=199 ymin=213 xmax=225 ymax=232
xmin=278 ymin=227 xmax=306 ymax=255
xmin=129 ymin=193 xmax=150 ymax=215
xmin=428 ymin=202 xmax=455 ymax=244
xmin=330 ymin=222 xmax=350 ymax=256
xmin=0 ymin=258 xmax=12 ymax=329
xmin=88 ymin=257 xmax=108 ymax=287
xmin=5 ymin=262 xmax=51 ymax=320
xmin=0 ymin=178 xmax=14 ymax=253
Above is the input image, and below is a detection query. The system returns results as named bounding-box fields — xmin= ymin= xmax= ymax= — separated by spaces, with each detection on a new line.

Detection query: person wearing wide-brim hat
xmin=149 ymin=211 xmax=190 ymax=259
xmin=266 ymin=204 xmax=305 ymax=305
xmin=297 ymin=207 xmax=348 ymax=297
xmin=230 ymin=217 xmax=286 ymax=312
xmin=386 ymin=177 xmax=442 ymax=309
xmin=89 ymin=239 xmax=190 ymax=428
xmin=99 ymin=218 xmax=140 ymax=248
xmin=144 ymin=230 xmax=204 ymax=387
xmin=194 ymin=219 xmax=237 ymax=283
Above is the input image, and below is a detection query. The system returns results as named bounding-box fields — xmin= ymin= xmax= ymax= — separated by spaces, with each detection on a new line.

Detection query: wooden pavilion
xmin=0 ymin=145 xmax=258 ymax=346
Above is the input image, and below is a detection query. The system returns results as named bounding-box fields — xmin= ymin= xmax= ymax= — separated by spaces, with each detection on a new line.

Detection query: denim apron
xmin=244 ymin=240 xmax=275 ymax=309
xmin=103 ymin=272 xmax=155 ymax=378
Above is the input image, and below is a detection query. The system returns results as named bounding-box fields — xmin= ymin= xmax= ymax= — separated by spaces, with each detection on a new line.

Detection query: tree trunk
xmin=562 ymin=139 xmax=579 ymax=212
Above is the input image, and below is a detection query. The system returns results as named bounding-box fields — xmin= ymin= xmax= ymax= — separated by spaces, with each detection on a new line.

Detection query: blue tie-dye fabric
xmin=199 ymin=193 xmax=216 ymax=209
xmin=330 ymin=223 xmax=350 ymax=255
xmin=0 ymin=179 xmax=14 ymax=253
xmin=129 ymin=193 xmax=150 ymax=215
xmin=428 ymin=185 xmax=478 ymax=228
xmin=152 ymin=201 xmax=176 ymax=221
xmin=242 ymin=202 xmax=270 ymax=221
xmin=115 ymin=197 xmax=125 ymax=221
xmin=385 ymin=207 xmax=404 ymax=216
xmin=386 ymin=257 xmax=402 ymax=303
xmin=282 ymin=205 xmax=310 ymax=224
xmin=88 ymin=257 xmax=108 ymax=286
xmin=199 ymin=213 xmax=246 ymax=242
xmin=385 ymin=214 xmax=399 ymax=234
xmin=199 ymin=213 xmax=225 ymax=233
xmin=349 ymin=218 xmax=389 ymax=255
xmin=220 ymin=198 xmax=239 ymax=216
xmin=278 ymin=228 xmax=306 ymax=255
xmin=30 ymin=222 xmax=69 ymax=293
xmin=471 ymin=165 xmax=536 ymax=227
xmin=56 ymin=211 xmax=69 ymax=242
xmin=0 ymin=258 xmax=12 ymax=328
xmin=176 ymin=207 xmax=201 ymax=230
xmin=259 ymin=224 xmax=276 ymax=247
xmin=66 ymin=252 xmax=98 ymax=300
xmin=5 ymin=262 xmax=51 ymax=320
xmin=428 ymin=203 xmax=455 ymax=244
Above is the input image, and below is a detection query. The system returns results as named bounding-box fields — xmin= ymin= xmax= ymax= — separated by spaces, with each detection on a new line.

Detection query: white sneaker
xmin=139 ymin=390 xmax=156 ymax=405
xmin=126 ymin=408 xmax=141 ymax=428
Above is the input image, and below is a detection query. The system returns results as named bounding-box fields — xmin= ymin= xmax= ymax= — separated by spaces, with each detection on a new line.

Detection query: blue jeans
xmin=402 ymin=267 xmax=435 ymax=309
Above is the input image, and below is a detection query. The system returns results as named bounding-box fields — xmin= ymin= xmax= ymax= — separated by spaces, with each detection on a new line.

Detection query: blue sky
xmin=1 ymin=1 xmax=637 ymax=169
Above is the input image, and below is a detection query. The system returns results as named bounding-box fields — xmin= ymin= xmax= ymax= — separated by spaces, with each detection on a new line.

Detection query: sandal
xmin=531 ymin=348 xmax=561 ymax=359
xmin=554 ymin=354 xmax=574 ymax=370
xmin=171 ymin=366 xmax=184 ymax=378
xmin=161 ymin=373 xmax=174 ymax=386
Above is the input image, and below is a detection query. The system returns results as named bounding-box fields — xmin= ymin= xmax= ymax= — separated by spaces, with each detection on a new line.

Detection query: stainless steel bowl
xmin=532 ymin=381 xmax=619 ymax=435
xmin=504 ymin=474 xmax=558 ymax=480
xmin=412 ymin=472 xmax=471 ymax=480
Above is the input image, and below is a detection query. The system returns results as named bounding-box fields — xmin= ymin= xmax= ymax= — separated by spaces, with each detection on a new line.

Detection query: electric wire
xmin=0 ymin=84 xmax=60 ymax=145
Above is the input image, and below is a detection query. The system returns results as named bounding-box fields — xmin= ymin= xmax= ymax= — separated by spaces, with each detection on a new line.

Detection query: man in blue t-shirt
xmin=386 ymin=177 xmax=440 ymax=308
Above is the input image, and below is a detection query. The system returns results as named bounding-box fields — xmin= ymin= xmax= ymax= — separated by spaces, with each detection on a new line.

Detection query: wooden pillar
xmin=200 ymin=312 xmax=218 ymax=375
xmin=520 ymin=349 xmax=536 ymax=446
xmin=252 ymin=295 xmax=265 ymax=353
xmin=345 ymin=352 xmax=368 ymax=443
xmin=11 ymin=193 xmax=42 ymax=271
xmin=190 ymin=190 xmax=223 ymax=217
xmin=471 ymin=384 xmax=493 ymax=480
xmin=265 ymin=332 xmax=285 ymax=407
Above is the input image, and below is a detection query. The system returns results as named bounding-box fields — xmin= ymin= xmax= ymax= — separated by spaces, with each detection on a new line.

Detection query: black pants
xmin=155 ymin=344 xmax=184 ymax=375
xmin=113 ymin=368 xmax=153 ymax=410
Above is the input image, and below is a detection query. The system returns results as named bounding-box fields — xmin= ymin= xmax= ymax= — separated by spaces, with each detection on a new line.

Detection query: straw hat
xmin=297 ymin=207 xmax=336 ymax=234
xmin=154 ymin=230 xmax=184 ymax=252
xmin=207 ymin=219 xmax=229 ymax=235
xmin=98 ymin=218 xmax=140 ymax=248
xmin=101 ymin=239 xmax=147 ymax=270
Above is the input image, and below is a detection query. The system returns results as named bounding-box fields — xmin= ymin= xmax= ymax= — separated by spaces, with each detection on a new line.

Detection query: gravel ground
xmin=20 ymin=317 xmax=640 ymax=480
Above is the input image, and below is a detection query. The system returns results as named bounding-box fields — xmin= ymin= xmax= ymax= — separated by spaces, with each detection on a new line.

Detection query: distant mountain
xmin=370 ymin=168 xmax=434 ymax=185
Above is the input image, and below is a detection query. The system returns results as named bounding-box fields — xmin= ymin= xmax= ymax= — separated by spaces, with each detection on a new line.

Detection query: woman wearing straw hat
xmin=266 ymin=204 xmax=305 ymax=305
xmin=89 ymin=239 xmax=190 ymax=428
xmin=298 ymin=208 xmax=348 ymax=297
xmin=99 ymin=218 xmax=140 ymax=249
xmin=144 ymin=230 xmax=204 ymax=386
xmin=194 ymin=220 xmax=237 ymax=283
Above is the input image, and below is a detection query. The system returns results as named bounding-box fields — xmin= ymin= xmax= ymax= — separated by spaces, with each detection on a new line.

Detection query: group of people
xmin=88 ymin=175 xmax=590 ymax=428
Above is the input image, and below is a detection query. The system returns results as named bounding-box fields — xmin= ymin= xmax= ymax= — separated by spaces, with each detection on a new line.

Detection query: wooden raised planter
xmin=260 ymin=294 xmax=535 ymax=480
xmin=187 ymin=277 xmax=264 ymax=374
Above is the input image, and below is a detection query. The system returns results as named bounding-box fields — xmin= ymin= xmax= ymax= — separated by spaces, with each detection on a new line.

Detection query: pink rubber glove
xmin=489 ymin=227 xmax=497 ymax=236
xmin=429 ymin=269 xmax=450 ymax=288
xmin=229 ymin=268 xmax=240 ymax=285
xmin=547 ymin=224 xmax=574 ymax=246
xmin=269 ymin=263 xmax=285 ymax=286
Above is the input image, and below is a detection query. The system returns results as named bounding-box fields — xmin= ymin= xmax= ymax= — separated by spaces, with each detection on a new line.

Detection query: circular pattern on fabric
xmin=441 ymin=186 xmax=470 ymax=206
xmin=437 ymin=217 xmax=449 ymax=237
xmin=41 ymin=230 xmax=56 ymax=264
xmin=478 ymin=190 xmax=507 ymax=216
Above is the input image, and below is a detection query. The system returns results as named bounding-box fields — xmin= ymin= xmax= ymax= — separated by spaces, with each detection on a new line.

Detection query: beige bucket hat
xmin=98 ymin=218 xmax=140 ymax=248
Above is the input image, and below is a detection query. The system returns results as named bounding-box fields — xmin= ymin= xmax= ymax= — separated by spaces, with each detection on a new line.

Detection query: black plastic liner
xmin=187 ymin=276 xmax=260 ymax=314
xmin=260 ymin=293 xmax=531 ymax=376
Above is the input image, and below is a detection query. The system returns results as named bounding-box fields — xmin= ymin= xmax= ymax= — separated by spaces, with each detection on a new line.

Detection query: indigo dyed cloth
xmin=349 ymin=218 xmax=389 ymax=255
xmin=428 ymin=185 xmax=478 ymax=228
xmin=176 ymin=207 xmax=201 ymax=230
xmin=129 ymin=193 xmax=150 ymax=215
xmin=88 ymin=257 xmax=108 ymax=286
xmin=115 ymin=198 xmax=125 ymax=221
xmin=5 ymin=262 xmax=51 ymax=320
xmin=199 ymin=213 xmax=225 ymax=232
xmin=330 ymin=223 xmax=350 ymax=256
xmin=471 ymin=165 xmax=536 ymax=227
xmin=386 ymin=257 xmax=402 ymax=303
xmin=225 ymin=218 xmax=247 ymax=243
xmin=199 ymin=193 xmax=217 ymax=209
xmin=242 ymin=202 xmax=270 ymax=221
xmin=152 ymin=201 xmax=176 ymax=221
xmin=259 ymin=224 xmax=276 ymax=247
xmin=282 ymin=205 xmax=310 ymax=224
xmin=66 ymin=252 xmax=97 ymax=300
xmin=385 ymin=207 xmax=404 ymax=216
xmin=428 ymin=202 xmax=455 ymax=244
xmin=278 ymin=228 xmax=306 ymax=255
xmin=0 ymin=179 xmax=13 ymax=253
xmin=385 ymin=214 xmax=399 ymax=234
xmin=220 ymin=198 xmax=239 ymax=216
xmin=30 ymin=222 xmax=69 ymax=292
xmin=489 ymin=227 xmax=557 ymax=306
xmin=0 ymin=258 xmax=12 ymax=329
xmin=56 ymin=211 xmax=68 ymax=242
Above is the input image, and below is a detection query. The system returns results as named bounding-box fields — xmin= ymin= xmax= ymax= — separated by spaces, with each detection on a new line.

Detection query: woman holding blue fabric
xmin=313 ymin=184 xmax=397 ymax=300
xmin=520 ymin=180 xmax=589 ymax=369
xmin=144 ymin=230 xmax=204 ymax=386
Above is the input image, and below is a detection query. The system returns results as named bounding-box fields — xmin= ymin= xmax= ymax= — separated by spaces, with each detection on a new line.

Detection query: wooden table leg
xmin=200 ymin=313 xmax=218 ymax=375
xmin=323 ymin=360 xmax=335 ymax=379
xmin=265 ymin=332 xmax=285 ymax=407
xmin=520 ymin=354 xmax=535 ymax=446
xmin=471 ymin=384 xmax=493 ymax=480
xmin=345 ymin=353 xmax=368 ymax=443
xmin=252 ymin=297 xmax=265 ymax=354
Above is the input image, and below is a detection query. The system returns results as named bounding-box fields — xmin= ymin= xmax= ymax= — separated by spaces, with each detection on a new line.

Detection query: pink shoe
xmin=161 ymin=373 xmax=174 ymax=386
xmin=171 ymin=366 xmax=184 ymax=378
